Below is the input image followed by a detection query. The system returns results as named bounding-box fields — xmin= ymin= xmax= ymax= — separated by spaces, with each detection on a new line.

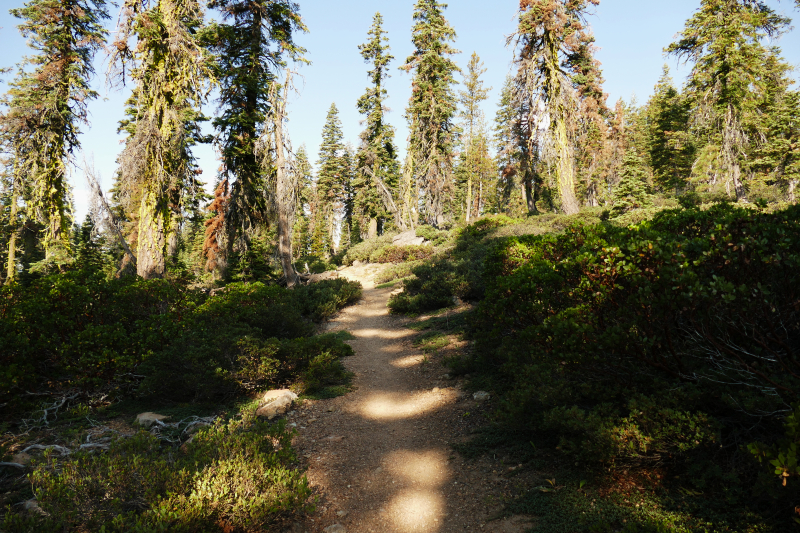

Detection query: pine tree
xmin=7 ymin=0 xmax=109 ymax=258
xmin=667 ymin=0 xmax=790 ymax=202
xmin=111 ymin=0 xmax=214 ymax=279
xmin=645 ymin=66 xmax=694 ymax=192
xmin=511 ymin=0 xmax=601 ymax=215
xmin=610 ymin=149 xmax=652 ymax=217
xmin=752 ymin=89 xmax=800 ymax=202
xmin=494 ymin=75 xmax=535 ymax=215
xmin=456 ymin=52 xmax=491 ymax=222
xmin=315 ymin=104 xmax=349 ymax=255
xmin=353 ymin=13 xmax=401 ymax=238
xmin=401 ymin=0 xmax=460 ymax=227
xmin=292 ymin=146 xmax=314 ymax=258
xmin=205 ymin=0 xmax=306 ymax=248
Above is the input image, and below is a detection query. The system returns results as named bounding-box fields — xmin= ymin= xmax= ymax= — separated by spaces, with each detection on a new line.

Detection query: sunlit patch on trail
xmin=391 ymin=355 xmax=426 ymax=368
xmin=387 ymin=489 xmax=443 ymax=532
xmin=360 ymin=391 xmax=444 ymax=420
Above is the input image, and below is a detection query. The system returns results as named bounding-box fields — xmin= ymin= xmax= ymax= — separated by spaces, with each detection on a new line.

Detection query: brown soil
xmin=285 ymin=264 xmax=538 ymax=533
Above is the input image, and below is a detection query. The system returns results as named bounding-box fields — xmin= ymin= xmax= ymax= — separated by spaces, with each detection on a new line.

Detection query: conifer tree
xmin=111 ymin=0 xmax=214 ymax=279
xmin=610 ymin=149 xmax=652 ymax=217
xmin=292 ymin=146 xmax=313 ymax=258
xmin=511 ymin=0 xmax=601 ymax=215
xmin=494 ymin=75 xmax=536 ymax=215
xmin=205 ymin=0 xmax=306 ymax=249
xmin=316 ymin=103 xmax=349 ymax=255
xmin=667 ymin=0 xmax=790 ymax=202
xmin=645 ymin=66 xmax=694 ymax=192
xmin=6 ymin=0 xmax=109 ymax=258
xmin=456 ymin=52 xmax=491 ymax=222
xmin=401 ymin=0 xmax=460 ymax=227
xmin=354 ymin=13 xmax=400 ymax=238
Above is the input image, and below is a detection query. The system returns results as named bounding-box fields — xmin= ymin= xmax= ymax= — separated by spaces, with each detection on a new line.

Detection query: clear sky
xmin=1 ymin=0 xmax=798 ymax=221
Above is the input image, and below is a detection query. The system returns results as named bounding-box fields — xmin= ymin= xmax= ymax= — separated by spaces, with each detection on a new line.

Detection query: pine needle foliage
xmin=354 ymin=13 xmax=401 ymax=238
xmin=6 ymin=0 xmax=109 ymax=258
xmin=204 ymin=0 xmax=307 ymax=240
xmin=666 ymin=0 xmax=791 ymax=202
xmin=401 ymin=0 xmax=460 ymax=227
xmin=511 ymin=0 xmax=601 ymax=215
xmin=110 ymin=0 xmax=214 ymax=279
xmin=316 ymin=103 xmax=349 ymax=255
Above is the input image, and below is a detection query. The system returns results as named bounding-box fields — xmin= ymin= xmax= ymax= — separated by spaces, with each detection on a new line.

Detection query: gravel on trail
xmin=285 ymin=265 xmax=537 ymax=533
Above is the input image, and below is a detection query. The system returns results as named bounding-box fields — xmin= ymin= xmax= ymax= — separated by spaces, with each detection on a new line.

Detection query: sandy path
xmin=285 ymin=265 xmax=535 ymax=533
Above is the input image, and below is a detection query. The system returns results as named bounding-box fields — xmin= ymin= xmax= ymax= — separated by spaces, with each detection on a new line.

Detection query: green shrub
xmin=341 ymin=233 xmax=396 ymax=265
xmin=2 ymin=417 xmax=310 ymax=531
xmin=369 ymin=244 xmax=436 ymax=264
xmin=1 ymin=276 xmax=362 ymax=409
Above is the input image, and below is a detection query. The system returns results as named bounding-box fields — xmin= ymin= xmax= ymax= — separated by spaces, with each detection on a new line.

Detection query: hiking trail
xmin=285 ymin=264 xmax=536 ymax=533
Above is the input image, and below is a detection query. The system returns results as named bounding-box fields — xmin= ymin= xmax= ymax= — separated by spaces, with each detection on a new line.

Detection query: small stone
xmin=135 ymin=412 xmax=169 ymax=429
xmin=473 ymin=391 xmax=491 ymax=402
xmin=336 ymin=510 xmax=348 ymax=518
xmin=23 ymin=499 xmax=48 ymax=517
xmin=324 ymin=524 xmax=346 ymax=533
xmin=432 ymin=387 xmax=440 ymax=393
xmin=12 ymin=453 xmax=32 ymax=465
xmin=327 ymin=407 xmax=335 ymax=412
xmin=440 ymin=373 xmax=452 ymax=380
xmin=308 ymin=418 xmax=318 ymax=423
xmin=257 ymin=389 xmax=298 ymax=420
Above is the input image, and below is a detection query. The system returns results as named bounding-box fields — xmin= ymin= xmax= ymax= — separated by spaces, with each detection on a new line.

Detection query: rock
xmin=24 ymin=499 xmax=48 ymax=517
xmin=179 ymin=436 xmax=194 ymax=453
xmin=353 ymin=260 xmax=363 ymax=267
xmin=12 ymin=453 xmax=32 ymax=466
xmin=308 ymin=271 xmax=339 ymax=283
xmin=473 ymin=391 xmax=491 ymax=402
xmin=392 ymin=230 xmax=425 ymax=247
xmin=336 ymin=510 xmax=348 ymax=518
xmin=440 ymin=373 xmax=452 ymax=380
xmin=324 ymin=525 xmax=346 ymax=533
xmin=135 ymin=412 xmax=169 ymax=429
xmin=257 ymin=389 xmax=298 ymax=420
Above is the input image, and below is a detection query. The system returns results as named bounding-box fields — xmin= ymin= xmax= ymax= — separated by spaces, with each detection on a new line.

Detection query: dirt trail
xmin=286 ymin=265 xmax=535 ymax=533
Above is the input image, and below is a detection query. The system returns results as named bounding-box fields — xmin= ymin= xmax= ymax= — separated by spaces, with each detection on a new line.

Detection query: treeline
xmin=1 ymin=0 xmax=800 ymax=285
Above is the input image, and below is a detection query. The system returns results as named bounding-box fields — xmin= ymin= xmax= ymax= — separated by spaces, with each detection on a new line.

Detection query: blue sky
xmin=1 ymin=0 xmax=799 ymax=220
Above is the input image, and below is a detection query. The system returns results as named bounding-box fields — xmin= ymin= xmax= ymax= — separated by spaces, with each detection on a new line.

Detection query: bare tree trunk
xmin=85 ymin=165 xmax=137 ymax=266
xmin=466 ymin=176 xmax=473 ymax=223
xmin=368 ymin=218 xmax=378 ymax=239
xmin=136 ymin=184 xmax=167 ymax=279
xmin=5 ymin=187 xmax=19 ymax=284
xmin=731 ymin=161 xmax=747 ymax=203
xmin=789 ymin=179 xmax=798 ymax=204
xmin=273 ymin=77 xmax=299 ymax=289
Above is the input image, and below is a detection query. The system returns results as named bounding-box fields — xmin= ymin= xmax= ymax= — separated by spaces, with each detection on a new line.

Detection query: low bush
xmin=341 ymin=233 xmax=396 ymax=265
xmin=0 ymin=276 xmax=362 ymax=411
xmin=2 ymin=416 xmax=310 ymax=531
xmin=369 ymin=244 xmax=436 ymax=264
xmin=460 ymin=204 xmax=800 ymax=527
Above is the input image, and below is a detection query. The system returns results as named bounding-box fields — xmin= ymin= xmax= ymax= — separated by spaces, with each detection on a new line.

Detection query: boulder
xmin=135 ymin=412 xmax=169 ymax=429
xmin=353 ymin=260 xmax=363 ymax=267
xmin=308 ymin=271 xmax=339 ymax=283
xmin=257 ymin=390 xmax=299 ymax=420
xmin=473 ymin=391 xmax=491 ymax=402
xmin=392 ymin=230 xmax=425 ymax=247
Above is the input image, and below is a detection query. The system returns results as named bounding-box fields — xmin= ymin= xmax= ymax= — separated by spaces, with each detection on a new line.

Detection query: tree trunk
xmin=136 ymin=184 xmax=167 ymax=279
xmin=466 ymin=176 xmax=473 ymax=223
xmin=789 ymin=179 xmax=798 ymax=203
xmin=554 ymin=118 xmax=580 ymax=215
xmin=731 ymin=161 xmax=747 ymax=203
xmin=5 ymin=187 xmax=19 ymax=284
xmin=273 ymin=78 xmax=299 ymax=289
xmin=368 ymin=218 xmax=378 ymax=239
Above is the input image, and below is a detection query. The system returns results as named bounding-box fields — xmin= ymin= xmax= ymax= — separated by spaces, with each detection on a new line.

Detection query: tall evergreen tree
xmin=111 ymin=0 xmax=214 ymax=279
xmin=205 ymin=0 xmax=306 ymax=248
xmin=511 ymin=0 xmax=601 ymax=215
xmin=610 ymin=149 xmax=652 ymax=217
xmin=6 ymin=0 xmax=109 ymax=258
xmin=354 ymin=13 xmax=400 ymax=238
xmin=494 ymin=75 xmax=536 ymax=215
xmin=315 ymin=103 xmax=349 ymax=255
xmin=645 ymin=66 xmax=695 ymax=192
xmin=401 ymin=0 xmax=460 ymax=227
xmin=667 ymin=0 xmax=790 ymax=202
xmin=292 ymin=145 xmax=313 ymax=258
xmin=456 ymin=52 xmax=491 ymax=222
